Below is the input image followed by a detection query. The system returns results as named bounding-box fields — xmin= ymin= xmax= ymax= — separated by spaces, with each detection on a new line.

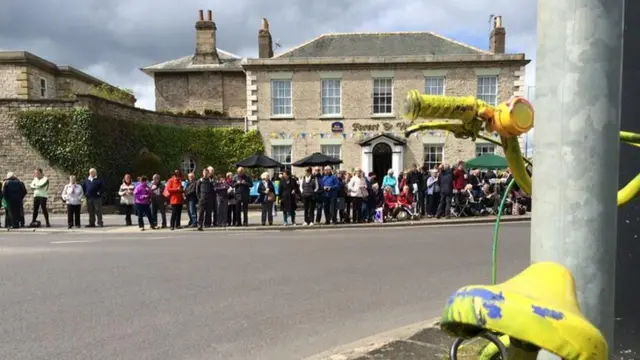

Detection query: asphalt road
xmin=0 ymin=223 xmax=530 ymax=360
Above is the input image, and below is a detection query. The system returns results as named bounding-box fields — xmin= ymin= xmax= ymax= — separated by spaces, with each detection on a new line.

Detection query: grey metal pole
xmin=615 ymin=1 xmax=640 ymax=358
xmin=531 ymin=0 xmax=624 ymax=357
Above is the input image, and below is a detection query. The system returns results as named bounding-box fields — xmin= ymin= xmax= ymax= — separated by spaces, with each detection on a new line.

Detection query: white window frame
xmin=271 ymin=79 xmax=292 ymax=117
xmin=372 ymin=78 xmax=394 ymax=115
xmin=477 ymin=76 xmax=498 ymax=106
xmin=320 ymin=144 xmax=341 ymax=169
xmin=271 ymin=145 xmax=293 ymax=173
xmin=39 ymin=77 xmax=47 ymax=98
xmin=321 ymin=79 xmax=341 ymax=116
xmin=424 ymin=76 xmax=445 ymax=95
xmin=476 ymin=143 xmax=497 ymax=157
xmin=181 ymin=155 xmax=197 ymax=175
xmin=423 ymin=144 xmax=444 ymax=170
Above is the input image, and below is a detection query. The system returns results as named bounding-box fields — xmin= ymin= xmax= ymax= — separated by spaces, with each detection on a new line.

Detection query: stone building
xmin=243 ymin=16 xmax=530 ymax=180
xmin=0 ymin=51 xmax=135 ymax=105
xmin=141 ymin=10 xmax=247 ymax=118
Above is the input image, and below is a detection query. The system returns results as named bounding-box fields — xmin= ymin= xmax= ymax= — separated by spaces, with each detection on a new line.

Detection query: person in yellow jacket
xmin=30 ymin=168 xmax=50 ymax=227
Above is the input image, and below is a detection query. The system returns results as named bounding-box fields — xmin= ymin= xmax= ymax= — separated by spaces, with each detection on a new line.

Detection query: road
xmin=0 ymin=223 xmax=530 ymax=360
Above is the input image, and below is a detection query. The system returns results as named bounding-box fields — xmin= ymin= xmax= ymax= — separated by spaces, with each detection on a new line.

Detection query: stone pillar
xmin=361 ymin=145 xmax=372 ymax=174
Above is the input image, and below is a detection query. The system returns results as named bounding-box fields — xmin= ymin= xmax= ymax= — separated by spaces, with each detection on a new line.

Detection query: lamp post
xmin=531 ymin=0 xmax=623 ymax=358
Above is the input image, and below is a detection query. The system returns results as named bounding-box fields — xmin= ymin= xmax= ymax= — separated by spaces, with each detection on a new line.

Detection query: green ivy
xmin=15 ymin=108 xmax=264 ymax=197
xmin=88 ymin=85 xmax=135 ymax=105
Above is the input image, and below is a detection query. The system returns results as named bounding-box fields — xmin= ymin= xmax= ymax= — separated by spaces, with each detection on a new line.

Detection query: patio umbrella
xmin=292 ymin=152 xmax=342 ymax=167
xmin=235 ymin=154 xmax=283 ymax=168
xmin=464 ymin=154 xmax=508 ymax=170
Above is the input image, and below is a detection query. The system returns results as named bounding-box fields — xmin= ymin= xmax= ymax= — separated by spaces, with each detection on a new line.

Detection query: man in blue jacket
xmin=320 ymin=166 xmax=339 ymax=225
xmin=81 ymin=168 xmax=105 ymax=227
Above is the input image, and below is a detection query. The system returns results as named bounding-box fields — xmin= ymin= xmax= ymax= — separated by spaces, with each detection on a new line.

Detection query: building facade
xmin=244 ymin=16 xmax=529 ymax=180
xmin=0 ymin=51 xmax=135 ymax=105
xmin=141 ymin=10 xmax=247 ymax=118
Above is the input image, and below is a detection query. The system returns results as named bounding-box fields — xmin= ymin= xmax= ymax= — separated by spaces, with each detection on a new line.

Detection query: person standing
xmin=184 ymin=172 xmax=198 ymax=227
xmin=320 ymin=166 xmax=339 ymax=225
xmin=300 ymin=167 xmax=319 ymax=225
xmin=150 ymin=174 xmax=167 ymax=228
xmin=258 ymin=172 xmax=275 ymax=226
xmin=81 ymin=168 xmax=105 ymax=228
xmin=214 ymin=175 xmax=230 ymax=227
xmin=165 ymin=170 xmax=185 ymax=230
xmin=196 ymin=168 xmax=214 ymax=231
xmin=61 ymin=175 xmax=83 ymax=229
xmin=118 ymin=174 xmax=135 ymax=226
xmin=348 ymin=168 xmax=368 ymax=223
xmin=133 ymin=176 xmax=155 ymax=231
xmin=2 ymin=172 xmax=27 ymax=229
xmin=313 ymin=167 xmax=324 ymax=224
xmin=436 ymin=164 xmax=454 ymax=219
xmin=232 ymin=167 xmax=253 ymax=226
xmin=426 ymin=169 xmax=440 ymax=217
xmin=278 ymin=170 xmax=300 ymax=225
xmin=30 ymin=168 xmax=50 ymax=227
xmin=225 ymin=172 xmax=236 ymax=226
xmin=205 ymin=166 xmax=218 ymax=227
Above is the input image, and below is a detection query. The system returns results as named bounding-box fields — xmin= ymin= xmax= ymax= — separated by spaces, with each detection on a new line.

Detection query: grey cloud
xmin=0 ymin=0 xmax=536 ymax=108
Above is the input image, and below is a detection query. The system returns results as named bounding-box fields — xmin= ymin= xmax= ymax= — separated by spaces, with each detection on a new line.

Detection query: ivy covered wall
xmin=14 ymin=107 xmax=264 ymax=197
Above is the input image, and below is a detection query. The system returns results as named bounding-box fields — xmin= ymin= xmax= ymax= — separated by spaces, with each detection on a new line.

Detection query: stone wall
xmin=0 ymin=95 xmax=245 ymax=213
xmin=0 ymin=64 xmax=23 ymax=98
xmin=0 ymin=99 xmax=75 ymax=213
xmin=154 ymin=71 xmax=247 ymax=117
xmin=75 ymin=94 xmax=244 ymax=128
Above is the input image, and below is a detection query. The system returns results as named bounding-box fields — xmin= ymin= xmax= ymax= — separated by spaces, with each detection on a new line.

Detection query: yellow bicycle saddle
xmin=440 ymin=262 xmax=607 ymax=360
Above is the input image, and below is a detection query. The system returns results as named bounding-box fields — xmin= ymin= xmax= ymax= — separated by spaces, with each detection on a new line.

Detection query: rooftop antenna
xmin=488 ymin=14 xmax=495 ymax=31
xmin=274 ymin=39 xmax=282 ymax=49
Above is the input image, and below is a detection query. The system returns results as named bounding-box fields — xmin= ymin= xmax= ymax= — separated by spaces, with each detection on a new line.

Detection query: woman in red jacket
xmin=397 ymin=185 xmax=418 ymax=219
xmin=165 ymin=169 xmax=184 ymax=230
xmin=383 ymin=186 xmax=397 ymax=218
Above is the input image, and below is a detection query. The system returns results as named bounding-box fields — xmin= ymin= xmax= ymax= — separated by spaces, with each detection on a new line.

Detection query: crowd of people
xmin=0 ymin=161 xmax=530 ymax=230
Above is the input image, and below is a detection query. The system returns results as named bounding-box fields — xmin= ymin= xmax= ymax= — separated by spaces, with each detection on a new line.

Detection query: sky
xmin=0 ymin=0 xmax=536 ymax=151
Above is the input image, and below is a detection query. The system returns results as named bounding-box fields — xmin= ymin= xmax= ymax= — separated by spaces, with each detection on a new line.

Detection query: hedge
xmin=15 ymin=108 xmax=264 ymax=196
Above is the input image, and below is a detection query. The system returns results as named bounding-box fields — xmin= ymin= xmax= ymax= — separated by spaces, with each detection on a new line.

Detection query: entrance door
xmin=372 ymin=143 xmax=393 ymax=185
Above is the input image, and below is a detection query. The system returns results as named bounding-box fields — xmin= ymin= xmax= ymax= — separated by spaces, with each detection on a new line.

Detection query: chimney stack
xmin=258 ymin=18 xmax=274 ymax=58
xmin=194 ymin=9 xmax=219 ymax=64
xmin=490 ymin=15 xmax=506 ymax=54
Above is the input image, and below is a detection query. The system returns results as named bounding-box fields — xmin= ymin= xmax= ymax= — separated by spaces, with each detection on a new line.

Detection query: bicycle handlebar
xmin=402 ymin=90 xmax=491 ymax=122
xmin=402 ymin=91 xmax=534 ymax=139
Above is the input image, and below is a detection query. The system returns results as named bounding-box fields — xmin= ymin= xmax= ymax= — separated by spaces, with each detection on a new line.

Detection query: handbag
xmin=267 ymin=192 xmax=275 ymax=202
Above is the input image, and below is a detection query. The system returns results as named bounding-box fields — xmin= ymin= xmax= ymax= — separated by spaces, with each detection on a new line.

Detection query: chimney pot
xmin=494 ymin=15 xmax=503 ymax=28
xmin=261 ymin=18 xmax=269 ymax=31
xmin=199 ymin=10 xmax=204 ymax=21
xmin=208 ymin=10 xmax=212 ymax=21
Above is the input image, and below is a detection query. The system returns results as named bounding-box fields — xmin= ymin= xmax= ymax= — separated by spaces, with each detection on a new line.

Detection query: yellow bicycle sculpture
xmin=401 ymin=91 xmax=640 ymax=360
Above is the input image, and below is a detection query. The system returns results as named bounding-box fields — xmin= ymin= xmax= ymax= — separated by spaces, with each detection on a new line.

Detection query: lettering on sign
xmin=352 ymin=122 xmax=411 ymax=132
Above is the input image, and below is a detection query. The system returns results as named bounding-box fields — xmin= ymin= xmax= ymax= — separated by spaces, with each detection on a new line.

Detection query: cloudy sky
xmin=1 ymin=0 xmax=537 ymax=111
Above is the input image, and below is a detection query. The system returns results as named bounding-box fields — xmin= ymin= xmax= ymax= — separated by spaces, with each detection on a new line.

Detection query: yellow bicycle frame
xmin=401 ymin=90 xmax=640 ymax=206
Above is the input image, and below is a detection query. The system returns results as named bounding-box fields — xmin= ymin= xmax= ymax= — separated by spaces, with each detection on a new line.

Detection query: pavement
xmin=0 ymin=223 xmax=531 ymax=359
xmin=9 ymin=211 xmax=531 ymax=233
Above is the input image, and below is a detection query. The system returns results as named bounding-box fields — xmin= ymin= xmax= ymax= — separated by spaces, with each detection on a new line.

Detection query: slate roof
xmin=140 ymin=49 xmax=245 ymax=75
xmin=275 ymin=32 xmax=491 ymax=58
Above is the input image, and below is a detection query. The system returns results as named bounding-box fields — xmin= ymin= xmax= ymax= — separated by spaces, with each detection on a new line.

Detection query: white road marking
xmin=50 ymin=240 xmax=102 ymax=244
